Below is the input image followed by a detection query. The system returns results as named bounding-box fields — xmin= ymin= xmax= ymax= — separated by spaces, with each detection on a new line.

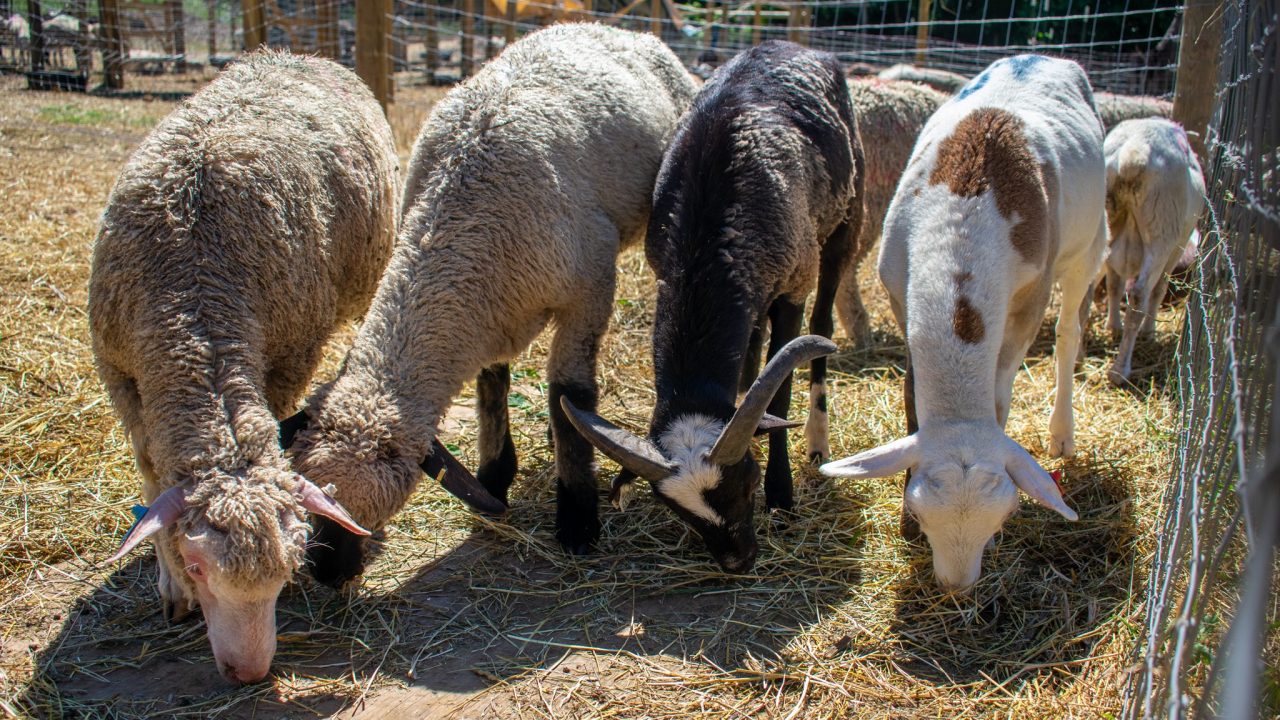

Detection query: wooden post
xmin=242 ymin=0 xmax=266 ymax=50
xmin=230 ymin=0 xmax=239 ymax=52
xmin=425 ymin=3 xmax=438 ymax=79
xmin=100 ymin=0 xmax=124 ymax=88
xmin=787 ymin=2 xmax=807 ymax=45
xmin=356 ymin=0 xmax=392 ymax=111
xmin=207 ymin=0 xmax=218 ymax=61
xmin=316 ymin=0 xmax=338 ymax=59
xmin=1172 ymin=0 xmax=1224 ymax=166
xmin=583 ymin=0 xmax=592 ymax=17
xmin=915 ymin=0 xmax=931 ymax=64
xmin=485 ymin=0 xmax=498 ymax=58
xmin=504 ymin=0 xmax=517 ymax=46
xmin=753 ymin=0 xmax=762 ymax=45
xmin=649 ymin=0 xmax=660 ymax=36
xmin=461 ymin=0 xmax=475 ymax=78
xmin=167 ymin=0 xmax=186 ymax=65
xmin=27 ymin=0 xmax=43 ymax=73
xmin=72 ymin=0 xmax=91 ymax=77
xmin=704 ymin=0 xmax=715 ymax=50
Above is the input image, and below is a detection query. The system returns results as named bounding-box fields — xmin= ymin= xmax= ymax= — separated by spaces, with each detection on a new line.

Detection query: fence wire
xmin=3 ymin=0 xmax=1275 ymax=716
xmin=1122 ymin=1 xmax=1279 ymax=718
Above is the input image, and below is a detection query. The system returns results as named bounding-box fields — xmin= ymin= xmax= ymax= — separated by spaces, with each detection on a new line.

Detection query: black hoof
xmin=808 ymin=452 xmax=825 ymax=465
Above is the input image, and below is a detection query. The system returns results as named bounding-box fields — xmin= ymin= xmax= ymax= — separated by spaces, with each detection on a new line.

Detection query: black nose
xmin=718 ymin=546 xmax=758 ymax=574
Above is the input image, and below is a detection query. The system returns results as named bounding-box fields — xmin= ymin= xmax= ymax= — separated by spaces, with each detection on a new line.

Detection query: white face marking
xmin=656 ymin=414 xmax=726 ymax=526
xmin=906 ymin=461 xmax=1019 ymax=590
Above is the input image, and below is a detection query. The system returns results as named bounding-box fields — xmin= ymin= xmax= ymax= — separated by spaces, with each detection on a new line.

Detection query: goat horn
xmin=559 ymin=397 xmax=677 ymax=482
xmin=421 ymin=439 xmax=509 ymax=516
xmin=709 ymin=335 xmax=837 ymax=466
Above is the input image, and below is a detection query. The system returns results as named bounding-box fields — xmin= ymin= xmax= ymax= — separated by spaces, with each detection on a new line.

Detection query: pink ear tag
xmin=1049 ymin=469 xmax=1063 ymax=494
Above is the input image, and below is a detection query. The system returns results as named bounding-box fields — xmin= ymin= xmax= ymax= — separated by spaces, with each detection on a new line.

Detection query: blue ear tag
xmin=125 ymin=503 xmax=149 ymax=535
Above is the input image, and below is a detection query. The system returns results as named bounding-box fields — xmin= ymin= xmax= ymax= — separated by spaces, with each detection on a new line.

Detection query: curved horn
xmin=708 ymin=335 xmax=837 ymax=465
xmin=559 ymin=397 xmax=677 ymax=482
xmin=421 ymin=439 xmax=509 ymax=516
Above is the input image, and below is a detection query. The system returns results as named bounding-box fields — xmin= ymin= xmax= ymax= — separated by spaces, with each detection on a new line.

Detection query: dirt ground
xmin=0 ymin=70 xmax=1184 ymax=719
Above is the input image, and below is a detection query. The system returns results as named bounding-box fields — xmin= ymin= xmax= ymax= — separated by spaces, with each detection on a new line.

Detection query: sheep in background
xmin=562 ymin=41 xmax=859 ymax=572
xmin=90 ymin=51 xmax=398 ymax=683
xmin=878 ymin=63 xmax=971 ymax=93
xmin=286 ymin=24 xmax=698 ymax=587
xmin=1103 ymin=118 xmax=1206 ymax=385
xmin=823 ymin=55 xmax=1107 ymax=590
xmin=1095 ymin=92 xmax=1172 ymax=132
xmin=836 ymin=78 xmax=948 ymax=347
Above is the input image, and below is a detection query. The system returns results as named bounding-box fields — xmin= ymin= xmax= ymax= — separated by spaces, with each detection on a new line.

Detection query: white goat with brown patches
xmin=90 ymin=51 xmax=396 ymax=683
xmin=1103 ymin=118 xmax=1206 ymax=385
xmin=822 ymin=54 xmax=1107 ymax=590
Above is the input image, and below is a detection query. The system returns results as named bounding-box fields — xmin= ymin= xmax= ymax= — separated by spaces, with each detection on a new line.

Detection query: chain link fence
xmin=1123 ymin=0 xmax=1279 ymax=717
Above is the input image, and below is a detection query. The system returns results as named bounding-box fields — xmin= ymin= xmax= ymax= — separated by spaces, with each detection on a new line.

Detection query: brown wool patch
xmin=953 ymin=295 xmax=985 ymax=344
xmin=929 ymin=107 xmax=1048 ymax=264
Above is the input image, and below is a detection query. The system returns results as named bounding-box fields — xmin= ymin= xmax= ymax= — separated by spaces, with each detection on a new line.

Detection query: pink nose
xmin=220 ymin=661 xmax=270 ymax=684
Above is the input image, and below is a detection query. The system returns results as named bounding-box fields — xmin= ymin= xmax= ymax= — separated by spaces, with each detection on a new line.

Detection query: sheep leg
xmin=1109 ymin=255 xmax=1163 ymax=386
xmin=805 ymin=222 xmax=850 ymax=464
xmin=835 ymin=264 xmax=872 ymax=349
xmin=1076 ymin=280 xmax=1096 ymax=366
xmin=1141 ymin=273 xmax=1168 ymax=338
xmin=899 ymin=357 xmax=924 ymax=542
xmin=1049 ymin=267 xmax=1092 ymax=458
xmin=739 ymin=317 xmax=767 ymax=394
xmin=1106 ymin=265 xmax=1124 ymax=339
xmin=476 ymin=363 xmax=517 ymax=504
xmin=763 ymin=297 xmax=804 ymax=511
xmin=547 ymin=308 xmax=608 ymax=555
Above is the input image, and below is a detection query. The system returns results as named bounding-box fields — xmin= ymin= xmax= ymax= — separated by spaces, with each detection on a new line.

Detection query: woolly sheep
xmin=1103 ymin=118 xmax=1206 ymax=385
xmin=286 ymin=24 xmax=698 ymax=587
xmin=836 ymin=78 xmax=948 ymax=346
xmin=562 ymin=41 xmax=861 ymax=572
xmin=1095 ymin=92 xmax=1173 ymax=132
xmin=90 ymin=51 xmax=399 ymax=683
xmin=877 ymin=63 xmax=970 ymax=93
xmin=822 ymin=55 xmax=1107 ymax=590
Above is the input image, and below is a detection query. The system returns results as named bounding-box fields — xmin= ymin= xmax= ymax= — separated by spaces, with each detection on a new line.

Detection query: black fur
xmin=643 ymin=41 xmax=864 ymax=571
xmin=476 ymin=364 xmax=518 ymax=504
xmin=307 ymin=516 xmax=368 ymax=589
xmin=549 ymin=380 xmax=600 ymax=554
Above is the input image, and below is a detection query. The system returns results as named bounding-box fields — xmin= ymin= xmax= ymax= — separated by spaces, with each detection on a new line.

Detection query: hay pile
xmin=0 ymin=75 xmax=1183 ymax=718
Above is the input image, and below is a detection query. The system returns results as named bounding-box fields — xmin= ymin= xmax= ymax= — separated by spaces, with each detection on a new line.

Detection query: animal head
xmin=821 ymin=426 xmax=1077 ymax=590
xmin=562 ymin=335 xmax=836 ymax=573
xmin=106 ymin=465 xmax=368 ymax=683
xmin=281 ymin=407 xmax=506 ymax=588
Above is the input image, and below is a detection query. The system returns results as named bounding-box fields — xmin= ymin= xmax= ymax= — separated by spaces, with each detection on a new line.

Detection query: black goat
xmin=563 ymin=41 xmax=864 ymax=572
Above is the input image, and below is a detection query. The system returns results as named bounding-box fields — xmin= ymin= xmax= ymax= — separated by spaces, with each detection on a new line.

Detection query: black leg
xmin=549 ymin=381 xmax=600 ymax=555
xmin=805 ymin=222 xmax=850 ymax=464
xmin=476 ymin=364 xmax=517 ymax=504
xmin=739 ymin=316 xmax=767 ymax=394
xmin=764 ymin=297 xmax=804 ymax=511
xmin=900 ymin=357 xmax=923 ymax=542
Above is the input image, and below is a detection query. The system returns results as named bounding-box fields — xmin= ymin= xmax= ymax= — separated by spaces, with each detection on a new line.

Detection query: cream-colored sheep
xmin=90 ymin=50 xmax=399 ymax=683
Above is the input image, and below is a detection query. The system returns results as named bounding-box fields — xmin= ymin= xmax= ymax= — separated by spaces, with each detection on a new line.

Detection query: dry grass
xmin=0 ymin=73 xmax=1184 ymax=719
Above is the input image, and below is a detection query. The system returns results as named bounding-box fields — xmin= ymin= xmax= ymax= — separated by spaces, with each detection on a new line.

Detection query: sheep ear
xmin=296 ymin=478 xmax=373 ymax=536
xmin=1004 ymin=439 xmax=1078 ymax=520
xmin=106 ymin=485 xmax=188 ymax=563
xmin=820 ymin=435 xmax=920 ymax=478
xmin=610 ymin=469 xmax=638 ymax=511
xmin=421 ymin=439 xmax=509 ymax=516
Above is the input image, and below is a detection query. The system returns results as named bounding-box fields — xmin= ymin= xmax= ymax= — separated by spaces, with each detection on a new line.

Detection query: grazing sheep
xmin=286 ymin=24 xmax=698 ymax=587
xmin=822 ymin=55 xmax=1107 ymax=590
xmin=1095 ymin=91 xmax=1173 ymax=132
xmin=90 ymin=51 xmax=398 ymax=683
xmin=1103 ymin=118 xmax=1206 ymax=385
xmin=562 ymin=41 xmax=860 ymax=573
xmin=877 ymin=63 xmax=971 ymax=93
xmin=836 ymin=78 xmax=949 ymax=346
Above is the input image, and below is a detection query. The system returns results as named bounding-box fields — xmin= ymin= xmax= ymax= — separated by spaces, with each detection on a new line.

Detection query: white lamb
xmin=822 ymin=55 xmax=1108 ymax=590
xmin=1103 ymin=118 xmax=1206 ymax=384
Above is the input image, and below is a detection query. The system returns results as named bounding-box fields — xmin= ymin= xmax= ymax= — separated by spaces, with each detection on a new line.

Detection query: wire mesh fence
xmin=1122 ymin=0 xmax=1279 ymax=717
xmin=1 ymin=0 xmax=1275 ymax=716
